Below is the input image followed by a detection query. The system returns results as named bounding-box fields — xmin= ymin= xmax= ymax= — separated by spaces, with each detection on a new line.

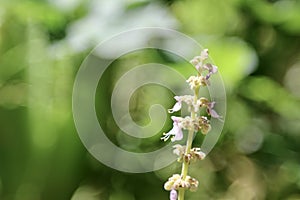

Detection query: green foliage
xmin=1 ymin=0 xmax=300 ymax=200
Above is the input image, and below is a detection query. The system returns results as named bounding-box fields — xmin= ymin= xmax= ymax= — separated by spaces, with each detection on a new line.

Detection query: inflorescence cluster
xmin=161 ymin=49 xmax=220 ymax=200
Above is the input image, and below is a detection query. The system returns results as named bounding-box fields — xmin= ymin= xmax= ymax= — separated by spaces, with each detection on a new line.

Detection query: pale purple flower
xmin=206 ymin=101 xmax=221 ymax=118
xmin=161 ymin=116 xmax=183 ymax=142
xmin=195 ymin=62 xmax=203 ymax=72
xmin=203 ymin=63 xmax=218 ymax=80
xmin=189 ymin=49 xmax=218 ymax=79
xmin=170 ymin=189 xmax=177 ymax=200
xmin=192 ymin=49 xmax=209 ymax=64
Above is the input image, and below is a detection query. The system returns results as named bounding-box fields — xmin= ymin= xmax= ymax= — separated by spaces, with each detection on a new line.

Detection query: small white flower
xmin=189 ymin=49 xmax=218 ymax=80
xmin=173 ymin=144 xmax=185 ymax=157
xmin=179 ymin=116 xmax=195 ymax=131
xmin=191 ymin=147 xmax=206 ymax=160
xmin=186 ymin=75 xmax=209 ymax=90
xmin=168 ymin=95 xmax=200 ymax=113
xmin=168 ymin=97 xmax=182 ymax=113
xmin=161 ymin=116 xmax=183 ymax=142
xmin=198 ymin=116 xmax=211 ymax=135
xmin=164 ymin=174 xmax=199 ymax=192
xmin=164 ymin=174 xmax=181 ymax=191
xmin=200 ymin=49 xmax=209 ymax=60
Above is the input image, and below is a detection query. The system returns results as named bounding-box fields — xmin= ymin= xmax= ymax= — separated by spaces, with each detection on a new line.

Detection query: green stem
xmin=178 ymin=188 xmax=185 ymax=200
xmin=178 ymin=87 xmax=199 ymax=200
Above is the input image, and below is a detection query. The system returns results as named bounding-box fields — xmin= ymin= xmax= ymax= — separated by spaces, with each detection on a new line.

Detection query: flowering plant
xmin=161 ymin=49 xmax=220 ymax=200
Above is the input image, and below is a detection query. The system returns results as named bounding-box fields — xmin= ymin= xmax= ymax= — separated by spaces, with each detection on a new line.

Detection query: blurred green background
xmin=1 ymin=0 xmax=300 ymax=199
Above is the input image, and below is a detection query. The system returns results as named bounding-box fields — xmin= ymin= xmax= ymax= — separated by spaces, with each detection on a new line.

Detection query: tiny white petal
xmin=168 ymin=102 xmax=181 ymax=113
xmin=174 ymin=96 xmax=181 ymax=101
xmin=200 ymin=49 xmax=209 ymax=60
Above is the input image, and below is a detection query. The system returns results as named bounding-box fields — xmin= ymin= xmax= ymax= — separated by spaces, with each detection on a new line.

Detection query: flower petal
xmin=200 ymin=49 xmax=209 ymax=60
xmin=168 ymin=102 xmax=182 ymax=113
xmin=171 ymin=116 xmax=182 ymax=123
xmin=211 ymin=64 xmax=218 ymax=74
xmin=195 ymin=63 xmax=202 ymax=71
xmin=170 ymin=189 xmax=177 ymax=200
xmin=190 ymin=58 xmax=198 ymax=65
xmin=171 ymin=127 xmax=183 ymax=142
xmin=208 ymin=108 xmax=220 ymax=118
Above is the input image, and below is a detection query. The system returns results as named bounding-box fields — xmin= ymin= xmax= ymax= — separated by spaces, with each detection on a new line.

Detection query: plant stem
xmin=178 ymin=87 xmax=199 ymax=200
xmin=178 ymin=188 xmax=185 ymax=200
xmin=178 ymin=128 xmax=194 ymax=200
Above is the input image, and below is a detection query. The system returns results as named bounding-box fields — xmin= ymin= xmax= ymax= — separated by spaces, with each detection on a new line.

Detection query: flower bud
xmin=170 ymin=189 xmax=177 ymax=200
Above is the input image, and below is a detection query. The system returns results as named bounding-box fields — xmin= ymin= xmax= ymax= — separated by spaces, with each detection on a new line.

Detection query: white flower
xmin=191 ymin=147 xmax=206 ymax=160
xmin=164 ymin=174 xmax=199 ymax=192
xmin=168 ymin=97 xmax=183 ymax=113
xmin=161 ymin=116 xmax=183 ymax=142
xmin=164 ymin=174 xmax=180 ymax=191
xmin=186 ymin=75 xmax=209 ymax=90
xmin=168 ymin=95 xmax=200 ymax=113
xmin=173 ymin=145 xmax=206 ymax=163
xmin=200 ymin=49 xmax=209 ymax=60
xmin=189 ymin=49 xmax=218 ymax=79
xmin=173 ymin=144 xmax=185 ymax=157
xmin=179 ymin=116 xmax=196 ymax=131
xmin=198 ymin=116 xmax=211 ymax=135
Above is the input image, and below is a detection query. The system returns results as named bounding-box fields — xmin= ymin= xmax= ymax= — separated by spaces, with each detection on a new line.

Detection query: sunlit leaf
xmin=172 ymin=0 xmax=242 ymax=34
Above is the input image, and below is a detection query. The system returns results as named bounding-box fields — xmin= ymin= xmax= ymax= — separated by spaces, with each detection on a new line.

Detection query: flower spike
xmin=162 ymin=49 xmax=220 ymax=200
